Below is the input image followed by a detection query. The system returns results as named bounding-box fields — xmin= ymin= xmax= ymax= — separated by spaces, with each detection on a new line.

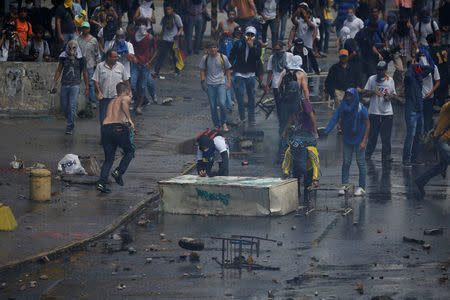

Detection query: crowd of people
xmin=0 ymin=0 xmax=448 ymax=196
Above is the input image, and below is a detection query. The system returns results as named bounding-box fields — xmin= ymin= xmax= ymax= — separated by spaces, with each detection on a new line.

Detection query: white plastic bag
xmin=57 ymin=154 xmax=86 ymax=175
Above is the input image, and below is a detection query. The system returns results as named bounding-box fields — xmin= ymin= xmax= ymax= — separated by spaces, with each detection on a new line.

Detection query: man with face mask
xmin=196 ymin=129 xmax=230 ymax=177
xmin=342 ymin=8 xmax=363 ymax=39
xmin=385 ymin=12 xmax=417 ymax=95
xmin=55 ymin=0 xmax=77 ymax=47
xmin=288 ymin=37 xmax=320 ymax=74
xmin=325 ymin=88 xmax=370 ymax=196
xmin=52 ymin=40 xmax=89 ymax=135
xmin=414 ymin=8 xmax=441 ymax=46
xmin=97 ymin=13 xmax=117 ymax=54
xmin=402 ymin=58 xmax=434 ymax=167
xmin=364 ymin=61 xmax=397 ymax=164
xmin=90 ymin=0 xmax=120 ymax=37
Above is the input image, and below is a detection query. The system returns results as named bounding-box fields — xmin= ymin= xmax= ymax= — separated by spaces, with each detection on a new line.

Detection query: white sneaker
xmin=136 ymin=107 xmax=143 ymax=115
xmin=354 ymin=187 xmax=366 ymax=196
xmin=338 ymin=186 xmax=346 ymax=196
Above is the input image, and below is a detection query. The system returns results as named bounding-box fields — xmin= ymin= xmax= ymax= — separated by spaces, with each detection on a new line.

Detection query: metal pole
xmin=211 ymin=0 xmax=218 ymax=38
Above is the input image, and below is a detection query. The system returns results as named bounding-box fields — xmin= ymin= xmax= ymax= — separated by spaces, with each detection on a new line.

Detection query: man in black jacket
xmin=324 ymin=48 xmax=358 ymax=108
xmin=229 ymin=26 xmax=262 ymax=126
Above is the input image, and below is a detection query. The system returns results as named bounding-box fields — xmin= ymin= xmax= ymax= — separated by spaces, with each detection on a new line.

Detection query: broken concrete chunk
xmin=162 ymin=98 xmax=173 ymax=105
xmin=39 ymin=275 xmax=49 ymax=280
xmin=128 ymin=246 xmax=137 ymax=254
xmin=116 ymin=283 xmax=126 ymax=290
xmin=356 ymin=282 xmax=364 ymax=294
xmin=291 ymin=226 xmax=296 ymax=230
xmin=277 ymin=241 xmax=283 ymax=246
xmin=145 ymin=258 xmax=152 ymax=264
xmin=403 ymin=236 xmax=425 ymax=245
xmin=178 ymin=237 xmax=205 ymax=251
xmin=29 ymin=281 xmax=37 ymax=288
xmin=423 ymin=244 xmax=431 ymax=249
xmin=424 ymin=228 xmax=443 ymax=235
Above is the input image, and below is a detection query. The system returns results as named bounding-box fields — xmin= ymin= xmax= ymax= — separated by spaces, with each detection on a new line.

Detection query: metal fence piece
xmin=306 ymin=183 xmax=354 ymax=216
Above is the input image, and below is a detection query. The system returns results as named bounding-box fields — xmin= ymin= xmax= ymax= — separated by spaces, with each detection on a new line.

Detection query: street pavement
xmin=0 ymin=10 xmax=449 ymax=299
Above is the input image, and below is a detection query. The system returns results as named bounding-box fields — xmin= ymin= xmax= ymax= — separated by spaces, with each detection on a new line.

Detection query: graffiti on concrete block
xmin=3 ymin=67 xmax=23 ymax=96
xmin=195 ymin=188 xmax=230 ymax=206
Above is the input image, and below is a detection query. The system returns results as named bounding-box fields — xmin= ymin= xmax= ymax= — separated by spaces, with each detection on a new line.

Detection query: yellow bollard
xmin=30 ymin=169 xmax=51 ymax=201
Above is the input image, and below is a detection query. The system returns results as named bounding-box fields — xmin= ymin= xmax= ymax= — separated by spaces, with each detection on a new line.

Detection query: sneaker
xmin=338 ymin=186 xmax=346 ymax=196
xmin=410 ymin=160 xmax=424 ymax=166
xmin=111 ymin=170 xmax=124 ymax=186
xmin=136 ymin=107 xmax=143 ymax=115
xmin=249 ymin=119 xmax=256 ymax=126
xmin=222 ymin=123 xmax=229 ymax=132
xmin=354 ymin=187 xmax=366 ymax=196
xmin=65 ymin=130 xmax=73 ymax=135
xmin=151 ymin=95 xmax=158 ymax=104
xmin=415 ymin=179 xmax=425 ymax=196
xmin=96 ymin=183 xmax=111 ymax=193
xmin=91 ymin=103 xmax=97 ymax=109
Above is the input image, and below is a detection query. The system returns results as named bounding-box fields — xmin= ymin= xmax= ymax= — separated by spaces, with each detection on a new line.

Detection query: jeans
xmin=185 ymin=15 xmax=204 ymax=53
xmin=234 ymin=76 xmax=256 ymax=122
xmin=366 ymin=114 xmax=393 ymax=161
xmin=225 ymin=77 xmax=234 ymax=110
xmin=423 ymin=98 xmax=434 ymax=132
xmin=87 ymin=68 xmax=96 ymax=104
xmin=319 ymin=19 xmax=332 ymax=53
xmin=261 ymin=18 xmax=279 ymax=48
xmin=207 ymin=83 xmax=227 ymax=127
xmin=416 ymin=140 xmax=450 ymax=186
xmin=343 ymin=142 xmax=366 ymax=189
xmin=99 ymin=98 xmax=113 ymax=125
xmin=60 ymin=85 xmax=80 ymax=131
xmin=402 ymin=110 xmax=423 ymax=163
xmin=154 ymin=40 xmax=178 ymax=74
xmin=130 ymin=63 xmax=149 ymax=98
xmin=99 ymin=123 xmax=135 ymax=185
xmin=279 ymin=12 xmax=288 ymax=41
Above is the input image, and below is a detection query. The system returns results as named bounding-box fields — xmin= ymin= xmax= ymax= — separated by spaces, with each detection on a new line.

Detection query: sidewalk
xmin=0 ymin=53 xmax=213 ymax=270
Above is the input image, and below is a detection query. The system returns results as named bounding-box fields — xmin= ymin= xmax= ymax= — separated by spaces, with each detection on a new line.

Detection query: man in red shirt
xmin=131 ymin=18 xmax=158 ymax=114
xmin=15 ymin=7 xmax=33 ymax=49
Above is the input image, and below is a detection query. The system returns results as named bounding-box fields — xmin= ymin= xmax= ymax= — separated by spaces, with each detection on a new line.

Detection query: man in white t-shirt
xmin=343 ymin=8 xmax=364 ymax=38
xmin=418 ymin=52 xmax=441 ymax=131
xmin=265 ymin=41 xmax=290 ymax=125
xmin=364 ymin=61 xmax=397 ymax=164
xmin=414 ymin=9 xmax=440 ymax=46
xmin=196 ymin=130 xmax=229 ymax=177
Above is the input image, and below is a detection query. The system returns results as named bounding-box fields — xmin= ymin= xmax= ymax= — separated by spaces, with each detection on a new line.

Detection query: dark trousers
xmin=416 ymin=140 xmax=450 ymax=186
xmin=423 ymin=98 xmax=434 ymax=132
xmin=99 ymin=98 xmax=113 ymax=125
xmin=99 ymin=123 xmax=135 ymax=185
xmin=366 ymin=114 xmax=393 ymax=161
xmin=292 ymin=147 xmax=312 ymax=202
xmin=261 ymin=19 xmax=279 ymax=48
xmin=154 ymin=40 xmax=178 ymax=74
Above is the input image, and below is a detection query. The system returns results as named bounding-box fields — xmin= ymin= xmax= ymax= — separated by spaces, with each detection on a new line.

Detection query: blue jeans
xmin=225 ymin=77 xmax=234 ymax=110
xmin=185 ymin=15 xmax=203 ymax=53
xmin=99 ymin=98 xmax=112 ymax=125
xmin=416 ymin=140 xmax=449 ymax=186
xmin=207 ymin=83 xmax=227 ymax=127
xmin=99 ymin=123 xmax=135 ymax=185
xmin=342 ymin=142 xmax=366 ymax=189
xmin=279 ymin=12 xmax=288 ymax=41
xmin=235 ymin=76 xmax=256 ymax=121
xmin=319 ymin=19 xmax=332 ymax=53
xmin=130 ymin=63 xmax=149 ymax=97
xmin=261 ymin=18 xmax=279 ymax=48
xmin=402 ymin=110 xmax=423 ymax=163
xmin=87 ymin=68 xmax=96 ymax=104
xmin=60 ymin=85 xmax=80 ymax=131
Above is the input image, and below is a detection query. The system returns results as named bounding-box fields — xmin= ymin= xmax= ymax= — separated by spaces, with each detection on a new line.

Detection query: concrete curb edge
xmin=0 ymin=192 xmax=160 ymax=274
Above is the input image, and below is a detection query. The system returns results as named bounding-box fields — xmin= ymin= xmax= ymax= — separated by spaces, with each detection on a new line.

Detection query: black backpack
xmin=280 ymin=71 xmax=302 ymax=107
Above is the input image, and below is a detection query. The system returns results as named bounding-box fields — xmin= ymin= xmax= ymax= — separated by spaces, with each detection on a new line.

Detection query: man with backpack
xmin=229 ymin=26 xmax=262 ymax=126
xmin=199 ymin=41 xmax=232 ymax=132
xmin=196 ymin=129 xmax=230 ymax=177
xmin=415 ymin=8 xmax=440 ymax=46
xmin=14 ymin=7 xmax=33 ymax=50
xmin=23 ymin=25 xmax=51 ymax=62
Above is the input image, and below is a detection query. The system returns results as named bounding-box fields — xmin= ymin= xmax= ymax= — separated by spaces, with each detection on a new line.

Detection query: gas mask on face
xmin=347 ymin=13 xmax=355 ymax=21
xmin=68 ymin=40 xmax=77 ymax=60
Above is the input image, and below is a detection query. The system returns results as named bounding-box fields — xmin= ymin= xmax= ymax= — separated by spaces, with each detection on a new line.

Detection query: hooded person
xmin=324 ymin=88 xmax=370 ymax=196
xmin=196 ymin=130 xmax=230 ymax=177
xmin=53 ymin=39 xmax=89 ymax=135
xmin=98 ymin=14 xmax=117 ymax=54
xmin=339 ymin=26 xmax=351 ymax=48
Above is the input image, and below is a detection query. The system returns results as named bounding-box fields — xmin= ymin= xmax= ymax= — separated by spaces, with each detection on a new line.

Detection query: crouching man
xmin=196 ymin=129 xmax=229 ymax=177
xmin=97 ymin=82 xmax=135 ymax=193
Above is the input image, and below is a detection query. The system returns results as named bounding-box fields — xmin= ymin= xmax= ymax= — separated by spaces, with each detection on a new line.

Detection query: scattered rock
xmin=377 ymin=229 xmax=382 ymax=233
xmin=424 ymin=228 xmax=443 ymax=235
xmin=356 ymin=282 xmax=364 ymax=294
xmin=137 ymin=220 xmax=147 ymax=226
xmin=196 ymin=265 xmax=202 ymax=270
xmin=178 ymin=237 xmax=205 ymax=251
xmin=297 ymin=252 xmax=302 ymax=257
xmin=112 ymin=233 xmax=121 ymax=240
xmin=403 ymin=236 xmax=425 ymax=245
xmin=277 ymin=241 xmax=283 ymax=246
xmin=0 ymin=282 xmax=6 ymax=289
xmin=423 ymin=244 xmax=431 ymax=250
xmin=272 ymin=279 xmax=279 ymax=284
xmin=247 ymin=256 xmax=253 ymax=265
xmin=268 ymin=290 xmax=275 ymax=297
xmin=19 ymin=284 xmax=26 ymax=291
xmin=120 ymin=228 xmax=132 ymax=244
xmin=116 ymin=283 xmax=126 ymax=290
xmin=161 ymin=98 xmax=173 ymax=105
xmin=438 ymin=275 xmax=448 ymax=283
xmin=379 ymin=276 xmax=384 ymax=279
xmin=183 ymin=273 xmax=189 ymax=277
xmin=39 ymin=275 xmax=49 ymax=280
xmin=160 ymin=233 xmax=166 ymax=239
xmin=29 ymin=281 xmax=37 ymax=288
xmin=411 ymin=247 xmax=419 ymax=251
xmin=291 ymin=226 xmax=296 ymax=230
xmin=403 ymin=255 xmax=410 ymax=259
xmin=314 ymin=291 xmax=318 ymax=296
xmin=225 ymin=292 xmax=232 ymax=297
xmin=145 ymin=258 xmax=152 ymax=264
xmin=128 ymin=246 xmax=137 ymax=254
xmin=311 ymin=256 xmax=319 ymax=262
xmin=41 ymin=256 xmax=50 ymax=263
xmin=189 ymin=251 xmax=200 ymax=262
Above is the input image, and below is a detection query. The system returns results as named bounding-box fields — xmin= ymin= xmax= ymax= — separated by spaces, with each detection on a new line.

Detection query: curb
xmin=0 ymin=193 xmax=160 ymax=274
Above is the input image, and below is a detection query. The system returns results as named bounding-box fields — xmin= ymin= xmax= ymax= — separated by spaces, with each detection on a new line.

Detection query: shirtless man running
xmin=97 ymin=82 xmax=135 ymax=193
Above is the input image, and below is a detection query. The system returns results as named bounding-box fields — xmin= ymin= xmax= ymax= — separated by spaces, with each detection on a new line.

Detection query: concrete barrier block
xmin=158 ymin=175 xmax=298 ymax=216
